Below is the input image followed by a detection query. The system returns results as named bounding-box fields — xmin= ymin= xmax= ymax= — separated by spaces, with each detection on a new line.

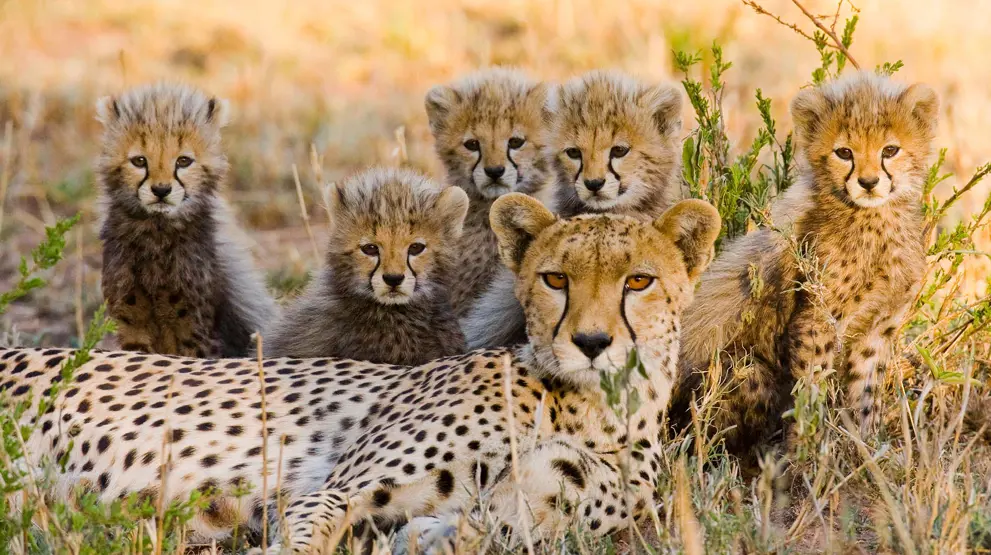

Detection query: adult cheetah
xmin=0 ymin=195 xmax=719 ymax=552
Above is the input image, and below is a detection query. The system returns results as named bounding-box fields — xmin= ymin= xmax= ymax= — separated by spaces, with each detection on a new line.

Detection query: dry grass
xmin=1 ymin=0 xmax=990 ymax=553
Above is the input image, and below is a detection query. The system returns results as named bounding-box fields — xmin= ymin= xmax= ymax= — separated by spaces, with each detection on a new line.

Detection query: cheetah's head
xmin=96 ymin=83 xmax=229 ymax=219
xmin=426 ymin=68 xmax=555 ymax=201
xmin=553 ymin=70 xmax=683 ymax=216
xmin=791 ymin=71 xmax=938 ymax=209
xmin=326 ymin=168 xmax=469 ymax=305
xmin=491 ymin=193 xmax=720 ymax=388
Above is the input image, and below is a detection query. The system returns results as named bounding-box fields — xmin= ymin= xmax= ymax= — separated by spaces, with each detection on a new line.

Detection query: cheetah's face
xmin=791 ymin=74 xmax=939 ymax=209
xmin=491 ymin=194 xmax=719 ymax=388
xmin=96 ymin=89 xmax=229 ymax=218
xmin=325 ymin=173 xmax=469 ymax=305
xmin=425 ymin=72 xmax=554 ymax=200
xmin=553 ymin=72 xmax=682 ymax=213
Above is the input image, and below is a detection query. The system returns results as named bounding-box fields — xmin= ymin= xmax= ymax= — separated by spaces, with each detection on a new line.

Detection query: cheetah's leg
xmin=843 ymin=314 xmax=902 ymax=437
xmin=269 ymin=488 xmax=369 ymax=554
xmin=786 ymin=303 xmax=839 ymax=378
xmin=484 ymin=438 xmax=652 ymax=543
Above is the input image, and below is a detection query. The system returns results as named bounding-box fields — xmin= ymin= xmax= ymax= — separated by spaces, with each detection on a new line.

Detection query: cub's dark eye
xmin=834 ymin=148 xmax=854 ymax=161
xmin=129 ymin=156 xmax=147 ymax=168
xmin=625 ymin=275 xmax=654 ymax=291
xmin=463 ymin=139 xmax=480 ymax=152
xmin=408 ymin=242 xmax=426 ymax=256
xmin=508 ymin=137 xmax=525 ymax=149
xmin=882 ymin=145 xmax=900 ymax=158
xmin=564 ymin=148 xmax=582 ymax=160
xmin=360 ymin=244 xmax=379 ymax=256
xmin=542 ymin=273 xmax=568 ymax=290
xmin=610 ymin=145 xmax=630 ymax=158
xmin=175 ymin=156 xmax=194 ymax=168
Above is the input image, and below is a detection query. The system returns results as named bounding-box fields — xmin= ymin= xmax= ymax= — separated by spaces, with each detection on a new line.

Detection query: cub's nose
xmin=484 ymin=166 xmax=506 ymax=179
xmin=383 ymin=274 xmax=405 ymax=287
xmin=858 ymin=176 xmax=880 ymax=191
xmin=151 ymin=184 xmax=172 ymax=199
xmin=583 ymin=178 xmax=605 ymax=192
xmin=571 ymin=331 xmax=613 ymax=361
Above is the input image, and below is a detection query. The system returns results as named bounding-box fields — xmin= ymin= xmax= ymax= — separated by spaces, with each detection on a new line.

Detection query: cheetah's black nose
xmin=858 ymin=176 xmax=880 ymax=191
xmin=383 ymin=274 xmax=405 ymax=287
xmin=571 ymin=331 xmax=613 ymax=361
xmin=484 ymin=166 xmax=506 ymax=179
xmin=151 ymin=184 xmax=172 ymax=199
xmin=584 ymin=178 xmax=606 ymax=192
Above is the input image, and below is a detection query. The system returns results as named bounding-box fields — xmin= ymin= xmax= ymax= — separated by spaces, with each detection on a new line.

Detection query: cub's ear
xmin=654 ymin=199 xmax=721 ymax=281
xmin=525 ymin=82 xmax=558 ymax=126
xmin=325 ymin=181 xmax=348 ymax=228
xmin=95 ymin=96 xmax=120 ymax=126
xmin=790 ymin=87 xmax=829 ymax=144
xmin=490 ymin=193 xmax=557 ymax=273
xmin=899 ymin=83 xmax=939 ymax=137
xmin=638 ymin=84 xmax=683 ymax=136
xmin=434 ymin=186 xmax=470 ymax=238
xmin=425 ymin=85 xmax=461 ymax=135
xmin=204 ymin=97 xmax=231 ymax=128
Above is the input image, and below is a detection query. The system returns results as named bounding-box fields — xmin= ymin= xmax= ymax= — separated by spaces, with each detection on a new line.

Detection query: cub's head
xmin=96 ymin=83 xmax=229 ymax=218
xmin=791 ymin=71 xmax=939 ymax=209
xmin=326 ymin=168 xmax=469 ymax=306
xmin=491 ymin=194 xmax=719 ymax=388
xmin=425 ymin=68 xmax=554 ymax=201
xmin=553 ymin=70 xmax=683 ymax=217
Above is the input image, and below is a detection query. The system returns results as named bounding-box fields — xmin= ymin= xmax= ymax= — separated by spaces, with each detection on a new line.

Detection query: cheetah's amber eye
xmin=408 ymin=242 xmax=426 ymax=256
xmin=360 ymin=244 xmax=380 ymax=256
xmin=542 ymin=273 xmax=568 ymax=290
xmin=834 ymin=148 xmax=854 ymax=161
xmin=625 ymin=275 xmax=654 ymax=291
xmin=508 ymin=137 xmax=525 ymax=149
xmin=175 ymin=156 xmax=194 ymax=168
xmin=610 ymin=145 xmax=630 ymax=158
xmin=882 ymin=145 xmax=900 ymax=158
xmin=130 ymin=156 xmax=147 ymax=168
xmin=564 ymin=148 xmax=582 ymax=160
xmin=463 ymin=139 xmax=480 ymax=152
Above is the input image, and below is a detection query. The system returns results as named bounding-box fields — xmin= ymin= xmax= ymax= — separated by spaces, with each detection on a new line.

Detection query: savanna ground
xmin=1 ymin=0 xmax=991 ymax=553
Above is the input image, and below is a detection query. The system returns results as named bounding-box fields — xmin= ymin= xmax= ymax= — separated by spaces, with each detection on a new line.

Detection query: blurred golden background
xmin=1 ymin=0 xmax=989 ymax=345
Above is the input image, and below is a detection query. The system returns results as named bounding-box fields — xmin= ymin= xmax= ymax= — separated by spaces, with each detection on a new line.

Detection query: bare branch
xmin=790 ymin=0 xmax=861 ymax=69
xmin=742 ymin=1 xmax=815 ymax=41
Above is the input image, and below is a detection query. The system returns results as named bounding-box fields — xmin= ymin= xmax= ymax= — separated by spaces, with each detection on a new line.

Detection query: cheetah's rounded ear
xmin=638 ymin=84 xmax=683 ymax=137
xmin=654 ymin=199 xmax=721 ymax=281
xmin=490 ymin=193 xmax=557 ymax=274
xmin=434 ymin=186 xmax=470 ymax=238
xmin=95 ymin=96 xmax=121 ymax=126
xmin=790 ymin=87 xmax=828 ymax=144
xmin=527 ymin=82 xmax=558 ymax=126
xmin=425 ymin=85 xmax=461 ymax=135
xmin=204 ymin=97 xmax=231 ymax=128
xmin=899 ymin=83 xmax=939 ymax=136
xmin=326 ymin=181 xmax=347 ymax=224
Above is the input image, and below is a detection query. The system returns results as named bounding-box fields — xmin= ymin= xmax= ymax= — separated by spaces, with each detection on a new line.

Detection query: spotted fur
xmin=264 ymin=167 xmax=468 ymax=364
xmin=670 ymin=72 xmax=938 ymax=456
xmin=0 ymin=196 xmax=720 ymax=552
xmin=425 ymin=68 xmax=556 ymax=318
xmin=97 ymin=82 xmax=275 ymax=357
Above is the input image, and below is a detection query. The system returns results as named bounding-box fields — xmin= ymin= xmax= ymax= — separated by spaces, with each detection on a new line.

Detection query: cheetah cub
xmin=97 ymin=83 xmax=275 ymax=358
xmin=552 ymin=69 xmax=684 ymax=219
xmin=425 ymin=68 xmax=555 ymax=318
xmin=671 ymin=72 xmax=938 ymax=453
xmin=462 ymin=69 xmax=684 ymax=349
xmin=264 ymin=168 xmax=468 ymax=364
